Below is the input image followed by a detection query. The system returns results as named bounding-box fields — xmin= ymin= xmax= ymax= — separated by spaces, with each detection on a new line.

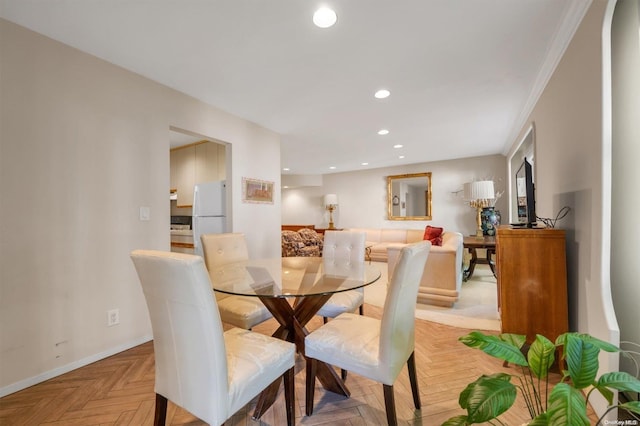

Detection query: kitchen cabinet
xmin=170 ymin=146 xmax=196 ymax=207
xmin=496 ymin=226 xmax=568 ymax=343
xmin=195 ymin=142 xmax=225 ymax=184
xmin=170 ymin=142 xmax=225 ymax=208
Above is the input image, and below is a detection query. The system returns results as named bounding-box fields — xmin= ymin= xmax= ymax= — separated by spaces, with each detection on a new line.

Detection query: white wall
xmin=611 ymin=0 xmax=640 ymax=374
xmin=282 ymin=154 xmax=507 ymax=236
xmin=506 ymin=0 xmax=619 ymax=415
xmin=0 ymin=19 xmax=281 ymax=395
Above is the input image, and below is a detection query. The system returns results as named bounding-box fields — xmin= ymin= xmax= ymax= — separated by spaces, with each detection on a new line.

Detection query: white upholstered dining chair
xmin=316 ymin=230 xmax=366 ymax=322
xmin=200 ymin=233 xmax=272 ymax=329
xmin=304 ymin=240 xmax=431 ymax=426
xmin=130 ymin=250 xmax=296 ymax=426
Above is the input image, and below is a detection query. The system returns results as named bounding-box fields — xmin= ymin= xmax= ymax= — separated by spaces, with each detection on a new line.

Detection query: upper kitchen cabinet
xmin=195 ymin=142 xmax=225 ymax=183
xmin=171 ymin=141 xmax=226 ymax=208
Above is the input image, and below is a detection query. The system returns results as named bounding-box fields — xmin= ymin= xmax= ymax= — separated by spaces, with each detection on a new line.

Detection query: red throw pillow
xmin=423 ymin=225 xmax=443 ymax=246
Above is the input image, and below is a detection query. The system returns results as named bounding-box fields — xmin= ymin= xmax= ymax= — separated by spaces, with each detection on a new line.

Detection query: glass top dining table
xmin=207 ymin=257 xmax=381 ymax=420
xmin=208 ymin=256 xmax=381 ymax=298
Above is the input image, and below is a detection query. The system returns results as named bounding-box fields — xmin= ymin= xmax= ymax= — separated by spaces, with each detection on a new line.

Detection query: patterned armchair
xmin=297 ymin=228 xmax=324 ymax=255
xmin=281 ymin=230 xmax=320 ymax=257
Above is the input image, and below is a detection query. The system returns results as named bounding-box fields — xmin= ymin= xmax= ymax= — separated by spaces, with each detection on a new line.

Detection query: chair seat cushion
xmin=315 ymin=289 xmax=364 ymax=318
xmin=225 ymin=328 xmax=295 ymax=415
xmin=217 ymin=295 xmax=272 ymax=329
xmin=306 ymin=313 xmax=394 ymax=383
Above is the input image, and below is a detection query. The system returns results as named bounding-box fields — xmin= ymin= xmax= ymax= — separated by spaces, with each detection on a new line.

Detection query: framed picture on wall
xmin=242 ymin=177 xmax=274 ymax=204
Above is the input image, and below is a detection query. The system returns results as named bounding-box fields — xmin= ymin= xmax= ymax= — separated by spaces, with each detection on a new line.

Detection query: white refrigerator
xmin=192 ymin=180 xmax=227 ymax=257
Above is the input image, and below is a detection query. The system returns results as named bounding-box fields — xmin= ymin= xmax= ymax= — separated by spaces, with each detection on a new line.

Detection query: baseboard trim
xmin=0 ymin=334 xmax=153 ymax=398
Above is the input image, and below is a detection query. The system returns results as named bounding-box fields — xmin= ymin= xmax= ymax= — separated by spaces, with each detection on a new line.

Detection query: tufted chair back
xmin=130 ymin=250 xmax=230 ymax=424
xmin=379 ymin=240 xmax=431 ymax=381
xmin=322 ymin=231 xmax=366 ymax=262
xmin=201 ymin=233 xmax=249 ymax=269
xmin=304 ymin=240 xmax=431 ymax=424
xmin=131 ymin=250 xmax=296 ymax=425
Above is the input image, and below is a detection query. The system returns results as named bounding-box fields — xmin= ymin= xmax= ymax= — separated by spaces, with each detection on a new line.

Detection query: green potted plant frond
xmin=443 ymin=331 xmax=640 ymax=425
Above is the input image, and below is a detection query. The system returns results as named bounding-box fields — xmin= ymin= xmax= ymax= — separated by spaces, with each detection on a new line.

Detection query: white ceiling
xmin=0 ymin=0 xmax=591 ymax=175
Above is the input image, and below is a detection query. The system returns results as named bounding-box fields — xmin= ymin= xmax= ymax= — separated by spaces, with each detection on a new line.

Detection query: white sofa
xmin=347 ymin=228 xmax=464 ymax=307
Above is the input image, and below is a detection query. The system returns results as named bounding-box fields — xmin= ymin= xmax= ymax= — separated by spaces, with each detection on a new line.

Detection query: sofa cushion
xmin=281 ymin=230 xmax=320 ymax=257
xmin=297 ymin=228 xmax=324 ymax=252
xmin=380 ymin=229 xmax=408 ymax=243
xmin=423 ymin=225 xmax=443 ymax=246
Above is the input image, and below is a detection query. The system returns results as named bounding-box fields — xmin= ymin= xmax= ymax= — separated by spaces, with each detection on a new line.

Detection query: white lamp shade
xmin=464 ymin=181 xmax=495 ymax=201
xmin=324 ymin=194 xmax=338 ymax=206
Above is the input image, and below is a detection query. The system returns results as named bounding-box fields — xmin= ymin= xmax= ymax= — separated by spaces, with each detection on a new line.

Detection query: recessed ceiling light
xmin=393 ymin=144 xmax=403 ymax=149
xmin=361 ymin=162 xmax=369 ymax=166
xmin=374 ymin=89 xmax=390 ymax=99
xmin=283 ymin=185 xmax=289 ymax=189
xmin=313 ymin=7 xmax=337 ymax=28
xmin=282 ymin=167 xmax=290 ymax=171
xmin=378 ymin=129 xmax=389 ymax=135
xmin=399 ymin=155 xmax=405 ymax=159
xmin=329 ymin=166 xmax=336 ymax=170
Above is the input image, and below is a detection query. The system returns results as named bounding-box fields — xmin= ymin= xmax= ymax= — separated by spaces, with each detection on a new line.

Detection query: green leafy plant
xmin=443 ymin=331 xmax=640 ymax=426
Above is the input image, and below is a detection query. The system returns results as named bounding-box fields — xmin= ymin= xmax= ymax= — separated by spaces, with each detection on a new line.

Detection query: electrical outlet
xmin=107 ymin=309 xmax=120 ymax=326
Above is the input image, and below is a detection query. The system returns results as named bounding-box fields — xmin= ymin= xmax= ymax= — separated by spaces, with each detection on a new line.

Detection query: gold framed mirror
xmin=387 ymin=172 xmax=432 ymax=220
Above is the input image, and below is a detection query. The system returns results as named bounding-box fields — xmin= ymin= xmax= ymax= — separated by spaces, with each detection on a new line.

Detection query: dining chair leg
xmin=154 ymin=393 xmax=168 ymax=426
xmin=284 ymin=366 xmax=295 ymax=426
xmin=383 ymin=384 xmax=398 ymax=426
xmin=305 ymin=358 xmax=317 ymax=416
xmin=341 ymin=369 xmax=348 ymax=380
xmin=407 ymin=351 xmax=421 ymax=409
xmin=359 ymin=304 xmax=364 ymax=315
xmin=323 ymin=316 xmax=328 ymax=324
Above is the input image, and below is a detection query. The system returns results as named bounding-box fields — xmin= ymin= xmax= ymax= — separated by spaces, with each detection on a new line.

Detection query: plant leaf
xmin=593 ymin=383 xmax=614 ymax=405
xmin=441 ymin=415 xmax=470 ymax=426
xmin=528 ymin=334 xmax=556 ymax=379
xmin=564 ymin=334 xmax=599 ymax=389
xmin=459 ymin=373 xmax=517 ymax=423
xmin=500 ymin=333 xmax=527 ymax=349
xmin=529 ymin=412 xmax=549 ymax=425
xmin=619 ymin=401 xmax=640 ymax=415
xmin=459 ymin=331 xmax=528 ymax=366
xmin=597 ymin=371 xmax=640 ymax=393
xmin=556 ymin=332 xmax=619 ymax=353
xmin=546 ymin=383 xmax=590 ymax=426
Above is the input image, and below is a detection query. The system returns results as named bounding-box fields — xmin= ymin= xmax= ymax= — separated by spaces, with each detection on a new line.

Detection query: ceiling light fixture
xmin=378 ymin=129 xmax=389 ymax=135
xmin=399 ymin=155 xmax=405 ymax=159
xmin=393 ymin=144 xmax=403 ymax=149
xmin=329 ymin=166 xmax=336 ymax=170
xmin=283 ymin=167 xmax=290 ymax=171
xmin=374 ymin=89 xmax=390 ymax=99
xmin=361 ymin=162 xmax=369 ymax=166
xmin=313 ymin=7 xmax=337 ymax=28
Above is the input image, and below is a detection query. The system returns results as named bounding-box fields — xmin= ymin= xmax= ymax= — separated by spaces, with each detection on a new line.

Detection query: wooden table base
xmin=251 ymin=294 xmax=351 ymax=419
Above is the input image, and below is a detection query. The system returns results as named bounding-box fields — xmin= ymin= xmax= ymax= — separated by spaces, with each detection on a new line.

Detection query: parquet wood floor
xmin=0 ymin=304 xmax=597 ymax=425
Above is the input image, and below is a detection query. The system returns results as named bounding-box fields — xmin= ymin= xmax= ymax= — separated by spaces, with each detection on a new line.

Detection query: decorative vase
xmin=481 ymin=207 xmax=501 ymax=236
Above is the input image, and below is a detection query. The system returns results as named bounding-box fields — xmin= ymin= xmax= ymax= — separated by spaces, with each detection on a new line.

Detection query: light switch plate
xmin=139 ymin=206 xmax=150 ymax=221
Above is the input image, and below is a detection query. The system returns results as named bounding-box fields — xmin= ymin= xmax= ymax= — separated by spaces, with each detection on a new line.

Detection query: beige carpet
xmin=365 ymin=262 xmax=501 ymax=331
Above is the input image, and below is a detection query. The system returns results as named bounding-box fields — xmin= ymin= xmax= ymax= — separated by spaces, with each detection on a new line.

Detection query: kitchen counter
xmin=170 ymin=229 xmax=194 ymax=253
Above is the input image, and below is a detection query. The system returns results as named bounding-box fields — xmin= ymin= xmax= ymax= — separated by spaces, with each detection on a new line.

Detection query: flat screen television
xmin=516 ymin=159 xmax=536 ymax=227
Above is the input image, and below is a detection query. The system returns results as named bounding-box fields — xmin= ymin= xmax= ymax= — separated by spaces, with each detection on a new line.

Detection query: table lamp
xmin=464 ymin=181 xmax=495 ymax=237
xmin=324 ymin=194 xmax=338 ymax=230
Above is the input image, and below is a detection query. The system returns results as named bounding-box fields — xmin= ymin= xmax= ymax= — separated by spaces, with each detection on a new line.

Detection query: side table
xmin=463 ymin=236 xmax=496 ymax=281
xmin=314 ymin=228 xmax=344 ymax=235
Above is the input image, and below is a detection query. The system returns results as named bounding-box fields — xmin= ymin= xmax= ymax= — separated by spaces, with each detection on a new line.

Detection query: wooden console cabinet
xmin=496 ymin=227 xmax=568 ymax=343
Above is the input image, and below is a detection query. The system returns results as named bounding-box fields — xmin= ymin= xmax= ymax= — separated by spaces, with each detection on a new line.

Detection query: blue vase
xmin=481 ymin=208 xmax=501 ymax=236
